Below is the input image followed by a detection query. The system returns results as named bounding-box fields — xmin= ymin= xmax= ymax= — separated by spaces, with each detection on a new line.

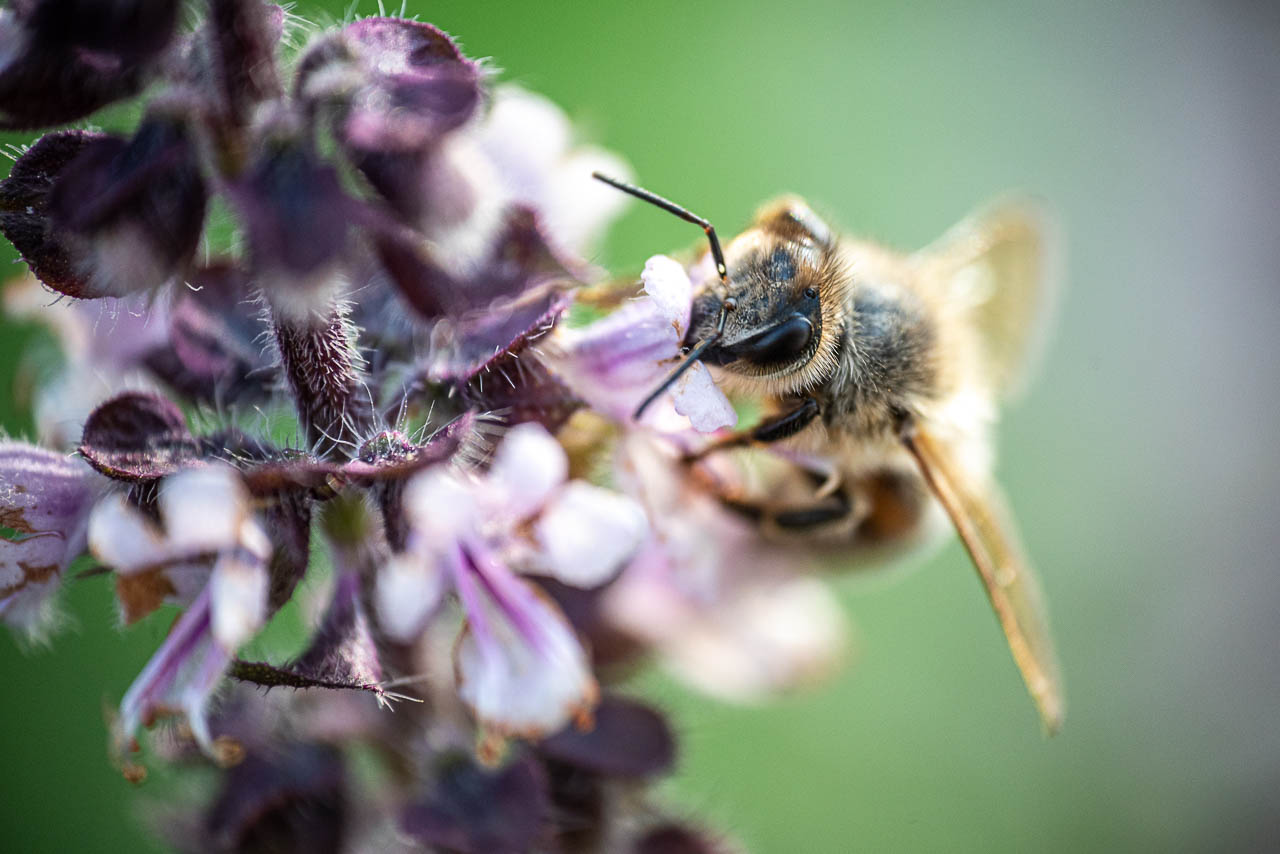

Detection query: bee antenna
xmin=632 ymin=297 xmax=736 ymax=420
xmin=592 ymin=172 xmax=730 ymax=287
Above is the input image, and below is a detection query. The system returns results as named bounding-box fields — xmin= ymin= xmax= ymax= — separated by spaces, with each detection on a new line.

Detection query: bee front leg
xmin=687 ymin=397 xmax=820 ymax=461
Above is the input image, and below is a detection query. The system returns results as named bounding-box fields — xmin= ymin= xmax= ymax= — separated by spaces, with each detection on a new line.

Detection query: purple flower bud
xmin=230 ymin=126 xmax=363 ymax=319
xmin=46 ymin=114 xmax=208 ymax=295
xmin=401 ymin=754 xmax=548 ymax=854
xmin=24 ymin=0 xmax=180 ymax=60
xmin=206 ymin=743 xmax=346 ymax=853
xmin=296 ymin=18 xmax=481 ymax=219
xmin=0 ymin=115 xmax=208 ymax=300
xmin=78 ymin=391 xmax=198 ymax=482
xmin=381 ymin=207 xmax=584 ymax=389
xmin=207 ymin=0 xmax=283 ymax=124
xmin=634 ymin=824 xmax=737 ymax=854
xmin=142 ymin=279 xmax=275 ymax=406
xmin=539 ymin=695 xmax=675 ymax=779
xmin=339 ymin=18 xmax=481 ymax=150
xmin=0 ymin=442 xmax=97 ymax=637
xmin=0 ymin=0 xmax=179 ymax=129
xmin=0 ymin=130 xmax=103 ymax=298
xmin=380 ymin=204 xmax=575 ymax=321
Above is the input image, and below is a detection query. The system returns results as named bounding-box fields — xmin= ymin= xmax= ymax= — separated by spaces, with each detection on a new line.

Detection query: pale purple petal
xmin=375 ymin=549 xmax=449 ymax=643
xmin=87 ymin=492 xmax=169 ymax=571
xmin=474 ymin=85 xmax=632 ymax=255
xmin=484 ymin=422 xmax=567 ymax=520
xmin=542 ymin=306 xmax=674 ymax=424
xmin=0 ymin=443 xmax=96 ymax=638
xmin=208 ymin=524 xmax=271 ymax=651
xmin=534 ymin=482 xmax=647 ymax=587
xmin=659 ymin=578 xmax=849 ymax=702
xmin=402 ymin=467 xmax=478 ymax=543
xmin=671 ymin=362 xmax=737 ymax=432
xmin=543 ymin=254 xmax=733 ymax=431
xmin=117 ymin=586 xmax=231 ymax=755
xmin=639 ymin=254 xmax=693 ymax=334
xmin=454 ymin=548 xmax=597 ymax=738
xmin=158 ymin=465 xmax=251 ymax=553
xmin=549 ymin=147 xmax=632 ymax=254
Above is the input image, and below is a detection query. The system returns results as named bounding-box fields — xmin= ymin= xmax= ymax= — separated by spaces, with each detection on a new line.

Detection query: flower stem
xmin=273 ymin=305 xmax=373 ymax=460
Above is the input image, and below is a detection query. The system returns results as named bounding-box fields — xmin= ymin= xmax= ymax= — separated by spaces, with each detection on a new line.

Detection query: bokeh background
xmin=3 ymin=1 xmax=1278 ymax=851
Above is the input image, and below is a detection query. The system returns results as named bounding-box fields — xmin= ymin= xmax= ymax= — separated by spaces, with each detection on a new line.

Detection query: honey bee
xmin=594 ymin=172 xmax=1064 ymax=734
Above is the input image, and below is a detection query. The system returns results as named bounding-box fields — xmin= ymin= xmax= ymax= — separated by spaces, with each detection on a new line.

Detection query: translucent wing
xmin=914 ymin=199 xmax=1060 ymax=400
xmin=902 ymin=421 xmax=1064 ymax=734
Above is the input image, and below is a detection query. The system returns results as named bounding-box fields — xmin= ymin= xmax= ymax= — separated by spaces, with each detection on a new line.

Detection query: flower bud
xmin=0 ymin=0 xmax=179 ymax=129
xmin=0 ymin=115 xmax=208 ymax=300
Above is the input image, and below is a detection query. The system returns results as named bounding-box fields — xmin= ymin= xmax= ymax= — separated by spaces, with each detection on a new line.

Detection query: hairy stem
xmin=273 ymin=306 xmax=373 ymax=460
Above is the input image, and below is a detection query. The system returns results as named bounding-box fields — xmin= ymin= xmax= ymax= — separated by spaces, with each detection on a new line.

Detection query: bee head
xmin=590 ymin=174 xmax=845 ymax=417
xmin=688 ymin=198 xmax=842 ymax=384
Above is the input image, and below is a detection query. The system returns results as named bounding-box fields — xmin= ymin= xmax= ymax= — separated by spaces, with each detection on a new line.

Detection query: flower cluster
xmin=0 ymin=3 xmax=850 ymax=851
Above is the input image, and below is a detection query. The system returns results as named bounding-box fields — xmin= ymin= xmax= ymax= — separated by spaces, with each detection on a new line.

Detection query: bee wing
xmin=914 ymin=199 xmax=1061 ymax=400
xmin=902 ymin=421 xmax=1065 ymax=735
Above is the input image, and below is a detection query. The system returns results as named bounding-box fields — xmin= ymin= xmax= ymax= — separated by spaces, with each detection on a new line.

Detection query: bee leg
xmin=687 ymin=398 xmax=820 ymax=460
xmin=717 ymin=484 xmax=855 ymax=532
xmin=752 ymin=397 xmax=821 ymax=443
xmin=772 ymin=489 xmax=853 ymax=530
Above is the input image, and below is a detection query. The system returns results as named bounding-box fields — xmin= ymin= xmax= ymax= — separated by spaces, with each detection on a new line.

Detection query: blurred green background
xmin=3 ymin=1 xmax=1279 ymax=851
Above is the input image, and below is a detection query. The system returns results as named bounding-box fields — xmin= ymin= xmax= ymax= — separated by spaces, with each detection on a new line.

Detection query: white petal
xmin=478 ymin=85 xmax=571 ymax=180
xmin=640 ymin=255 xmax=694 ymax=333
xmin=485 ymin=423 xmax=567 ymax=520
xmin=160 ymin=465 xmax=248 ymax=553
xmin=671 ymin=362 xmax=738 ymax=432
xmin=0 ymin=565 xmax=63 ymax=641
xmin=474 ymin=85 xmax=632 ymax=256
xmin=535 ymin=482 xmax=648 ymax=587
xmin=545 ymin=147 xmax=632 ymax=253
xmin=209 ymin=547 xmax=268 ymax=651
xmin=664 ymin=578 xmax=850 ymax=702
xmin=375 ymin=551 xmax=448 ymax=643
xmin=402 ymin=467 xmax=479 ymax=541
xmin=88 ymin=493 xmax=169 ymax=572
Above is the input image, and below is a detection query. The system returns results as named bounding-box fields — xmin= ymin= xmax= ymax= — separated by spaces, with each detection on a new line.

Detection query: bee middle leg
xmin=686 ymin=397 xmax=820 ymax=461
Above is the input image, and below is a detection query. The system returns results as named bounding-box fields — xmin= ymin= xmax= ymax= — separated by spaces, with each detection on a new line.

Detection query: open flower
xmin=474 ymin=85 xmax=633 ymax=258
xmin=89 ymin=465 xmax=272 ymax=647
xmin=601 ymin=432 xmax=850 ymax=701
xmin=0 ymin=7 xmax=779 ymax=847
xmin=0 ymin=442 xmax=99 ymax=639
xmin=377 ymin=423 xmax=647 ymax=741
xmin=89 ymin=465 xmax=273 ymax=752
xmin=542 ymin=255 xmax=737 ymax=433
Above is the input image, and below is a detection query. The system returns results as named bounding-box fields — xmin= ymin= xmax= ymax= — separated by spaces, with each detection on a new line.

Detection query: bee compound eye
xmin=725 ymin=313 xmax=815 ymax=366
